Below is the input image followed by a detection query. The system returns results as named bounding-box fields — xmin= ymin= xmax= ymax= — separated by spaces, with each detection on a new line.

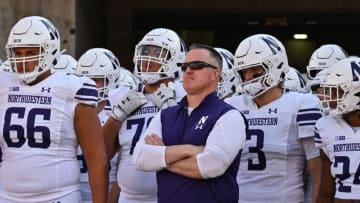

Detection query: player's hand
xmin=112 ymin=86 xmax=147 ymax=122
xmin=151 ymin=82 xmax=177 ymax=109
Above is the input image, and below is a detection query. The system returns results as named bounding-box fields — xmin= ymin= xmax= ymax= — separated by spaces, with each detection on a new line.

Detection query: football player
xmin=226 ymin=34 xmax=322 ymax=203
xmin=307 ymin=44 xmax=348 ymax=117
xmin=0 ymin=16 xmax=108 ymax=203
xmin=315 ymin=57 xmax=360 ymax=202
xmin=102 ymin=28 xmax=187 ymax=203
xmin=76 ymin=48 xmax=124 ymax=203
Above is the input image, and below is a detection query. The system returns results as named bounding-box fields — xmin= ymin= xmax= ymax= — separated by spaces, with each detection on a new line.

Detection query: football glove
xmin=151 ymin=82 xmax=177 ymax=109
xmin=112 ymin=87 xmax=147 ymax=122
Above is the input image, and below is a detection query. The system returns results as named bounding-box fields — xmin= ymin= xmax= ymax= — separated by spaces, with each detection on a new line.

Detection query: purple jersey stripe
xmin=299 ymin=122 xmax=316 ymax=126
xmin=297 ymin=113 xmax=322 ymax=122
xmin=74 ymin=96 xmax=98 ymax=102
xmin=299 ymin=108 xmax=320 ymax=112
xmin=84 ymin=83 xmax=97 ymax=88
xmin=76 ymin=88 xmax=98 ymax=98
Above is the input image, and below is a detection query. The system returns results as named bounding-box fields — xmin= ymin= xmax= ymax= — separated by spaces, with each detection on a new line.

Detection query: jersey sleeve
xmin=313 ymin=118 xmax=329 ymax=157
xmin=74 ymin=79 xmax=98 ymax=106
xmin=296 ymin=94 xmax=322 ymax=139
xmin=64 ymin=74 xmax=98 ymax=107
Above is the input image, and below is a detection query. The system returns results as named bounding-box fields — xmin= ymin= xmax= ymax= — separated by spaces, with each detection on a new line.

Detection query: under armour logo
xmin=195 ymin=115 xmax=209 ymax=130
xmin=268 ymin=108 xmax=278 ymax=114
xmin=41 ymin=87 xmax=51 ymax=92
xmin=156 ymin=91 xmax=165 ymax=99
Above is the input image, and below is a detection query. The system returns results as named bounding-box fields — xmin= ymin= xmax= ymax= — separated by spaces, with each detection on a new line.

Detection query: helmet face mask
xmin=90 ymin=75 xmax=111 ymax=100
xmin=320 ymin=85 xmax=343 ymax=116
xmin=320 ymin=57 xmax=360 ymax=116
xmin=234 ymin=34 xmax=287 ymax=98
xmin=133 ymin=28 xmax=186 ymax=84
xmin=77 ymin=48 xmax=121 ymax=101
xmin=134 ymin=44 xmax=171 ymax=84
xmin=237 ymin=64 xmax=270 ymax=97
xmin=6 ymin=16 xmax=60 ymax=84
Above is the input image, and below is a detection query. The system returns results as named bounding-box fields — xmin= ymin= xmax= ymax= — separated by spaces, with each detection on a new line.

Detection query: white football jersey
xmin=108 ymin=83 xmax=185 ymax=203
xmin=78 ymin=98 xmax=118 ymax=202
xmin=0 ymin=71 xmax=98 ymax=202
xmin=226 ymin=92 xmax=321 ymax=203
xmin=315 ymin=116 xmax=360 ymax=200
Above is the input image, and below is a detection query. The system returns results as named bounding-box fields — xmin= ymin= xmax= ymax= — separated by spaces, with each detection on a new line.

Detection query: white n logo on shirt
xmin=195 ymin=115 xmax=209 ymax=130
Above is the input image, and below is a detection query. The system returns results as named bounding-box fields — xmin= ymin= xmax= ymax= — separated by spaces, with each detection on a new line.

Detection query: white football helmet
xmin=320 ymin=57 xmax=360 ymax=116
xmin=118 ymin=67 xmax=140 ymax=89
xmin=234 ymin=34 xmax=288 ymax=98
xmin=0 ymin=60 xmax=12 ymax=73
xmin=52 ymin=54 xmax=77 ymax=74
xmin=77 ymin=48 xmax=121 ymax=101
xmin=306 ymin=44 xmax=347 ymax=80
xmin=6 ymin=16 xmax=60 ymax=84
xmin=309 ymin=68 xmax=329 ymax=97
xmin=283 ymin=67 xmax=308 ymax=93
xmin=133 ymin=28 xmax=186 ymax=84
xmin=215 ymin=47 xmax=239 ymax=99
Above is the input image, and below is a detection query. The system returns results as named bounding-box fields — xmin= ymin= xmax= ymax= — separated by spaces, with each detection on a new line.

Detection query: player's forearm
xmin=87 ymin=159 xmax=109 ymax=203
xmin=103 ymin=117 xmax=122 ymax=159
xmin=316 ymin=195 xmax=333 ymax=203
xmin=166 ymin=156 xmax=203 ymax=179
xmin=307 ymin=156 xmax=321 ymax=203
xmin=317 ymin=150 xmax=335 ymax=203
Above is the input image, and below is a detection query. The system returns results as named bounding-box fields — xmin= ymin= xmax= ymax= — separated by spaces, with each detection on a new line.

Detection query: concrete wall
xmin=0 ymin=0 xmax=75 ymax=60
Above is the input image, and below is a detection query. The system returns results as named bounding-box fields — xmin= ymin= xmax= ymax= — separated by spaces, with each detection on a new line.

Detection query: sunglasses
xmin=177 ymin=61 xmax=219 ymax=72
